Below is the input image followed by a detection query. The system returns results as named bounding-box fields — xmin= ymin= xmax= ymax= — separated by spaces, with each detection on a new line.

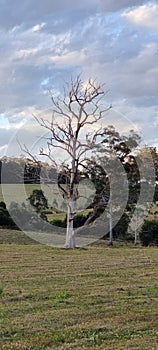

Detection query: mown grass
xmin=0 ymin=243 xmax=158 ymax=349
xmin=0 ymin=229 xmax=39 ymax=245
xmin=0 ymin=184 xmax=93 ymax=224
xmin=0 ymin=184 xmax=41 ymax=205
xmin=0 ymin=183 xmax=93 ymax=210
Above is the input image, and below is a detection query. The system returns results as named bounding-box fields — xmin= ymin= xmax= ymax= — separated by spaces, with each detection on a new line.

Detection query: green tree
xmin=82 ymin=126 xmax=141 ymax=245
xmin=0 ymin=157 xmax=24 ymax=184
xmin=28 ymin=189 xmax=48 ymax=219
xmin=139 ymin=219 xmax=158 ymax=246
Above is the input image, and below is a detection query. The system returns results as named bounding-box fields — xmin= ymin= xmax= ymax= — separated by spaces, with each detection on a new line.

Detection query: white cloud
xmin=52 ymin=49 xmax=88 ymax=67
xmin=0 ymin=145 xmax=8 ymax=152
xmin=114 ymin=103 xmax=158 ymax=145
xmin=0 ymin=145 xmax=8 ymax=158
xmin=31 ymin=22 xmax=46 ymax=32
xmin=122 ymin=4 xmax=158 ymax=30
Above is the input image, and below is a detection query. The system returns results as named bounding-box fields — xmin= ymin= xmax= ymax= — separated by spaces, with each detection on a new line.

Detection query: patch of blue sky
xmin=0 ymin=115 xmax=10 ymax=128
xmin=103 ymin=12 xmax=125 ymax=34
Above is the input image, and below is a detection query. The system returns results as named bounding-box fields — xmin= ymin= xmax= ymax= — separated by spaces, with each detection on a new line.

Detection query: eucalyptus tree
xmin=33 ymin=76 xmax=111 ymax=248
xmin=82 ymin=126 xmax=142 ymax=245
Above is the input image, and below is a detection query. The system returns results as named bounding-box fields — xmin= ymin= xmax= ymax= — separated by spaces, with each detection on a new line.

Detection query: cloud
xmin=0 ymin=0 xmax=158 ymax=150
xmin=110 ymin=42 xmax=158 ymax=100
xmin=0 ymin=145 xmax=8 ymax=158
xmin=52 ymin=49 xmax=88 ymax=67
xmin=31 ymin=23 xmax=46 ymax=32
xmin=101 ymin=0 xmax=146 ymax=12
xmin=0 ymin=0 xmax=148 ymax=33
xmin=75 ymin=31 xmax=158 ymax=105
xmin=0 ymin=128 xmax=17 ymax=149
xmin=0 ymin=21 xmax=74 ymax=114
xmin=122 ymin=4 xmax=158 ymax=30
xmin=0 ymin=118 xmax=48 ymax=158
xmin=0 ymin=0 xmax=98 ymax=30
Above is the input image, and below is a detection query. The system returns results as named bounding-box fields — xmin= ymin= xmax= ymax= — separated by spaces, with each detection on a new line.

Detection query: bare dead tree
xmin=33 ymin=76 xmax=111 ymax=248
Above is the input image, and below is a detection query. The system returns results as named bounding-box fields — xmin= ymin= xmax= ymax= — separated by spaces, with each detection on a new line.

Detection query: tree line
xmin=0 ymin=145 xmax=157 ymax=246
xmin=0 ymin=76 xmax=158 ymax=247
xmin=0 ymin=157 xmax=57 ymax=184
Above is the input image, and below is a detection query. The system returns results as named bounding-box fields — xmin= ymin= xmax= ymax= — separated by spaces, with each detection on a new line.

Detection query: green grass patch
xmin=0 ymin=245 xmax=158 ymax=349
xmin=0 ymin=184 xmax=41 ymax=204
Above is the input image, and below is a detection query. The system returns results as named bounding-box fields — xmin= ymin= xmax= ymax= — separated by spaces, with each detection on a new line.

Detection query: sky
xmin=0 ymin=0 xmax=158 ymax=159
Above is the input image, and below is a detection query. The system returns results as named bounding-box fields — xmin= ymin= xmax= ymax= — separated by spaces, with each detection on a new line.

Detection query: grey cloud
xmin=0 ymin=0 xmax=157 ymax=148
xmin=87 ymin=53 xmax=158 ymax=105
xmin=0 ymin=21 xmax=80 ymax=113
xmin=3 ymin=121 xmax=55 ymax=158
xmin=100 ymin=0 xmax=148 ymax=12
xmin=128 ymin=96 xmax=158 ymax=108
xmin=0 ymin=0 xmax=148 ymax=33
xmin=1 ymin=2 xmax=157 ymax=104
xmin=0 ymin=0 xmax=98 ymax=30
xmin=72 ymin=15 xmax=158 ymax=105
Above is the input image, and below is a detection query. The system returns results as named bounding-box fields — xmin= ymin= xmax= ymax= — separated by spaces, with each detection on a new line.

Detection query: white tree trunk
xmin=109 ymin=201 xmax=113 ymax=246
xmin=64 ymin=198 xmax=76 ymax=248
xmin=134 ymin=208 xmax=138 ymax=245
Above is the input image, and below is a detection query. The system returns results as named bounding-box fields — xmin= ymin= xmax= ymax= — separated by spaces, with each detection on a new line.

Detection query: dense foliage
xmin=0 ymin=201 xmax=16 ymax=228
xmin=139 ymin=219 xmax=158 ymax=246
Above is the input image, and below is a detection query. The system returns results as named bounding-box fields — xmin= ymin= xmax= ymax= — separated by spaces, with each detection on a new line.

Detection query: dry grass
xmin=0 ymin=229 xmax=39 ymax=245
xmin=0 ymin=243 xmax=158 ymax=350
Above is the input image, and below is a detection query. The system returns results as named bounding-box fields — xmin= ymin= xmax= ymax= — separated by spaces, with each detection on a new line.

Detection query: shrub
xmin=139 ymin=220 xmax=158 ymax=246
xmin=113 ymin=212 xmax=130 ymax=239
xmin=9 ymin=202 xmax=33 ymax=228
xmin=50 ymin=218 xmax=66 ymax=228
xmin=50 ymin=211 xmax=90 ymax=228
xmin=9 ymin=201 xmax=49 ymax=231
xmin=73 ymin=212 xmax=90 ymax=227
xmin=0 ymin=201 xmax=6 ymax=210
xmin=0 ymin=206 xmax=16 ymax=228
xmin=28 ymin=189 xmax=48 ymax=213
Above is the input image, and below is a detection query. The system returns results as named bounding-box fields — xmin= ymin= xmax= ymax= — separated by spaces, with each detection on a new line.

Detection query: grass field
xmin=0 ymin=183 xmax=93 ymax=212
xmin=0 ymin=184 xmax=157 ymax=229
xmin=0 ymin=184 xmax=47 ymax=207
xmin=0 ymin=240 xmax=157 ymax=350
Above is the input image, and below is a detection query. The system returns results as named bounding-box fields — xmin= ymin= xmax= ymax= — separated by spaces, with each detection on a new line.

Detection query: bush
xmin=50 ymin=218 xmax=66 ymax=228
xmin=50 ymin=211 xmax=90 ymax=228
xmin=9 ymin=202 xmax=33 ymax=228
xmin=0 ymin=201 xmax=6 ymax=210
xmin=139 ymin=220 xmax=158 ymax=246
xmin=9 ymin=201 xmax=49 ymax=231
xmin=0 ymin=205 xmax=16 ymax=228
xmin=113 ymin=212 xmax=130 ymax=239
xmin=73 ymin=212 xmax=90 ymax=227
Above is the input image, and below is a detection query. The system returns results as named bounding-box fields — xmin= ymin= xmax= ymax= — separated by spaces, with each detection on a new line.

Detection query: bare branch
xmin=19 ymin=142 xmax=40 ymax=165
xmin=26 ymin=76 xmax=111 ymax=248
